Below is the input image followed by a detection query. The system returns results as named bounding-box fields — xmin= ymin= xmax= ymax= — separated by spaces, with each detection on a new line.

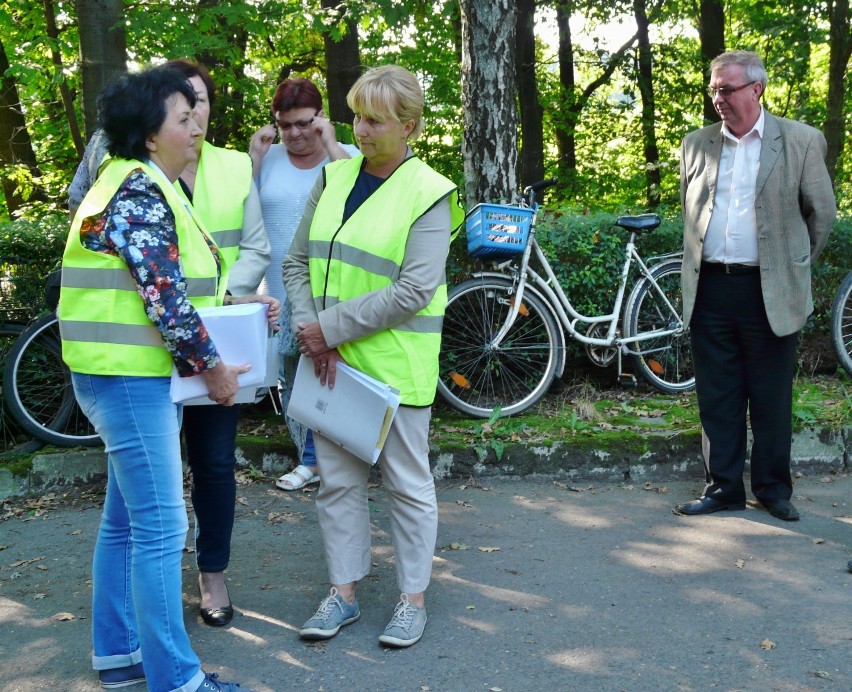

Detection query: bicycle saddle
xmin=614 ymin=214 xmax=661 ymax=233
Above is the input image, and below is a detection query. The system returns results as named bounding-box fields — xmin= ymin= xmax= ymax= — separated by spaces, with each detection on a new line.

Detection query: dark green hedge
xmin=448 ymin=206 xmax=851 ymax=370
xmin=0 ymin=214 xmax=67 ymax=321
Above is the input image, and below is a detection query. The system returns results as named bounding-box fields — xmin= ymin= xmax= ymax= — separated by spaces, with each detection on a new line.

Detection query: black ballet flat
xmin=199 ymin=582 xmax=233 ymax=627
xmin=200 ymin=601 xmax=234 ymax=627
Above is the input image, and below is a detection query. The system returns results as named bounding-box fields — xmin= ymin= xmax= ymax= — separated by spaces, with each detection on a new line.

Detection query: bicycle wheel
xmin=437 ymin=277 xmax=561 ymax=417
xmin=2 ymin=313 xmax=101 ymax=447
xmin=830 ymin=270 xmax=852 ymax=376
xmin=1 ymin=322 xmax=26 ymax=446
xmin=623 ymin=259 xmax=695 ymax=393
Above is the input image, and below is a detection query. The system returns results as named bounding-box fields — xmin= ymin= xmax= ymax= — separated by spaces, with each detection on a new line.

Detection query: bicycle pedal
xmin=618 ymin=373 xmax=638 ymax=387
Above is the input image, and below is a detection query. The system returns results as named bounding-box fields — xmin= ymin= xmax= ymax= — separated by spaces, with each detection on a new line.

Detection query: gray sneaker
xmin=300 ymin=588 xmax=360 ymax=640
xmin=378 ymin=594 xmax=427 ymax=648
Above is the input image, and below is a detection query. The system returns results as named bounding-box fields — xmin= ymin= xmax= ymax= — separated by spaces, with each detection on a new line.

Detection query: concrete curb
xmin=1 ymin=426 xmax=848 ymax=501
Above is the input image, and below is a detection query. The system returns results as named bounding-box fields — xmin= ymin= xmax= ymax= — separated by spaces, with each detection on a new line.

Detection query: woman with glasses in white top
xmin=249 ymin=79 xmax=358 ymax=491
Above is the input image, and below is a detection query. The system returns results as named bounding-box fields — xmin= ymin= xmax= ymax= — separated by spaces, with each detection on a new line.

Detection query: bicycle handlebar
xmin=526 ymin=178 xmax=558 ymax=194
xmin=523 ymin=178 xmax=558 ymax=206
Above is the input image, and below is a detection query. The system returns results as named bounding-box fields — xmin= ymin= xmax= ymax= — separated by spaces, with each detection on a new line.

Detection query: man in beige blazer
xmin=675 ymin=50 xmax=836 ymax=520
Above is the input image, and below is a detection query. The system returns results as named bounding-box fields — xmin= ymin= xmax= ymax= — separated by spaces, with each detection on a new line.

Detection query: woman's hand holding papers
xmin=225 ymin=294 xmax=281 ymax=329
xmin=295 ymin=321 xmax=346 ymax=387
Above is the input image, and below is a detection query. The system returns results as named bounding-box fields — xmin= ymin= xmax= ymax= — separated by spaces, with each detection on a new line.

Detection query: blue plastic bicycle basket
xmin=466 ymin=204 xmax=534 ymax=259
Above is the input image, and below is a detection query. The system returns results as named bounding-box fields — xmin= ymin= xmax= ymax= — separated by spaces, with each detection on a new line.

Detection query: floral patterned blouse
xmin=78 ymin=168 xmax=220 ymax=376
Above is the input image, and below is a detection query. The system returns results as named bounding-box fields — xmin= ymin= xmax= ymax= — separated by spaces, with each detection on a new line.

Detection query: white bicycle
xmin=437 ymin=179 xmax=694 ymax=418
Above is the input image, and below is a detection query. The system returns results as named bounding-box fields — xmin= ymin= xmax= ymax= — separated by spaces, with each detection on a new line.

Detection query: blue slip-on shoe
xmin=299 ymin=587 xmax=360 ymax=640
xmin=197 ymin=672 xmax=254 ymax=691
xmin=378 ymin=594 xmax=427 ymax=648
xmin=98 ymin=662 xmax=145 ymax=689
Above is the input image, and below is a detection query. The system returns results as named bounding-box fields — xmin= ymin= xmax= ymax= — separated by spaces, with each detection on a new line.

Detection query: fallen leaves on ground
xmin=736 ymin=559 xmax=746 ymax=569
xmin=760 ymin=639 xmax=776 ymax=650
xmin=50 ymin=612 xmax=75 ymax=621
xmin=9 ymin=556 xmax=44 ymax=568
xmin=478 ymin=546 xmax=501 ymax=553
xmin=267 ymin=510 xmax=306 ymax=525
xmin=449 ymin=542 xmax=469 ymax=551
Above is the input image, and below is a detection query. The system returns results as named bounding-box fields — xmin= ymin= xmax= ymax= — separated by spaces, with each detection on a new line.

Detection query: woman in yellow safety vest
xmin=284 ymin=65 xmax=464 ymax=650
xmin=165 ymin=59 xmax=270 ymax=629
xmin=59 ymin=65 xmax=276 ymax=692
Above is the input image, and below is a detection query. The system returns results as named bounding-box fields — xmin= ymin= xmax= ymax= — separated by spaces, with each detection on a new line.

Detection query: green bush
xmin=0 ymin=214 xmax=67 ymax=320
xmin=447 ymin=204 xmax=850 ymax=371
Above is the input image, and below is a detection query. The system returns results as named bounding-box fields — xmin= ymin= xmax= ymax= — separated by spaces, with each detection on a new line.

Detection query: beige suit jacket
xmin=680 ymin=111 xmax=836 ymax=336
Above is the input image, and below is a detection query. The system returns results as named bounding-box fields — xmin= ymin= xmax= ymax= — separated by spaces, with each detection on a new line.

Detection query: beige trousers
xmin=313 ymin=406 xmax=437 ymax=594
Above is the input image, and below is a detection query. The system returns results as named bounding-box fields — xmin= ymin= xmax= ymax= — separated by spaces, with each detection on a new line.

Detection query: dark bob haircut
xmin=99 ymin=65 xmax=197 ymax=161
xmin=164 ymin=58 xmax=217 ymax=108
xmin=271 ymin=78 xmax=322 ymax=116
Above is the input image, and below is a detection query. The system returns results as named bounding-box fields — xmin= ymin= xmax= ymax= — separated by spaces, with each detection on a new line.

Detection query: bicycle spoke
xmin=438 ymin=280 xmax=559 ymax=416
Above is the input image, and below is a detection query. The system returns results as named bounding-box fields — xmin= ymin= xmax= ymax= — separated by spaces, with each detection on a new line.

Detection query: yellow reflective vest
xmin=308 ymin=155 xmax=463 ymax=405
xmin=185 ymin=141 xmax=252 ymax=269
xmin=59 ymin=157 xmax=227 ymax=377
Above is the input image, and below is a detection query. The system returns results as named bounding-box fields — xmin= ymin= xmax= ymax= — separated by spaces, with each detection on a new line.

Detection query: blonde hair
xmin=346 ymin=65 xmax=424 ymax=140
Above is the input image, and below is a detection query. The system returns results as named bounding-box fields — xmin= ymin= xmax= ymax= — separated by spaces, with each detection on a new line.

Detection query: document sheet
xmin=287 ymin=355 xmax=400 ymax=464
xmin=170 ymin=303 xmax=270 ymax=405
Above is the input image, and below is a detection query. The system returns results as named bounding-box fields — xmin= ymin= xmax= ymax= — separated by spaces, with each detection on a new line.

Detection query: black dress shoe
xmin=200 ymin=581 xmax=233 ymax=627
xmin=200 ymin=602 xmax=234 ymax=627
xmin=761 ymin=498 xmax=800 ymax=521
xmin=673 ymin=496 xmax=746 ymax=516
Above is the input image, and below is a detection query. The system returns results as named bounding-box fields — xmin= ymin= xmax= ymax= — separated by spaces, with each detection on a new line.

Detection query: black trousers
xmin=691 ymin=268 xmax=799 ymax=504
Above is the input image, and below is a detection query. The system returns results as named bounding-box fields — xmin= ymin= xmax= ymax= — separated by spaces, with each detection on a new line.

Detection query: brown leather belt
xmin=701 ymin=261 xmax=760 ymax=276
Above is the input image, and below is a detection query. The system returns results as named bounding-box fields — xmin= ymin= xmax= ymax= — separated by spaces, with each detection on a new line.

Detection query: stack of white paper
xmin=287 ymin=355 xmax=401 ymax=464
xmin=170 ymin=303 xmax=272 ymax=405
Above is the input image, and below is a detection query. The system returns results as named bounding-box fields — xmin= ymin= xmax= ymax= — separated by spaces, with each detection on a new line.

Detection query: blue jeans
xmin=182 ymin=404 xmax=239 ymax=572
xmin=279 ymin=353 xmax=316 ymax=465
xmin=73 ymin=373 xmax=205 ymax=692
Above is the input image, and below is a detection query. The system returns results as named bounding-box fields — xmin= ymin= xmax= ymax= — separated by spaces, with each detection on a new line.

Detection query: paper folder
xmin=287 ymin=355 xmax=400 ymax=464
xmin=170 ymin=303 xmax=270 ymax=405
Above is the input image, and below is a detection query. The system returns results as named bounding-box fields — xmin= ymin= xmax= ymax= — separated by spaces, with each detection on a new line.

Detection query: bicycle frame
xmin=479 ymin=206 xmax=685 ymax=358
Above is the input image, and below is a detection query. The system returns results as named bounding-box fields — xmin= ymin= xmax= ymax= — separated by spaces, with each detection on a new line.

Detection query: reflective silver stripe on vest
xmin=62 ymin=266 xmax=136 ymax=291
xmin=185 ymin=277 xmax=217 ymax=296
xmin=309 ymin=240 xmax=401 ymax=281
xmin=209 ymin=228 xmax=241 ymax=249
xmin=62 ymin=266 xmax=217 ymax=297
xmin=313 ymin=294 xmax=443 ymax=334
xmin=60 ymin=320 xmax=163 ymax=347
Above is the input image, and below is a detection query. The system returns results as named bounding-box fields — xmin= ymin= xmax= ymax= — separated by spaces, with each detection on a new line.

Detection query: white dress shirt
xmin=702 ymin=108 xmax=764 ymax=265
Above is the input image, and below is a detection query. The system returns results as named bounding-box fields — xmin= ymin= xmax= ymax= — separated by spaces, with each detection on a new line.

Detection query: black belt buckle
xmin=724 ymin=263 xmax=757 ymax=275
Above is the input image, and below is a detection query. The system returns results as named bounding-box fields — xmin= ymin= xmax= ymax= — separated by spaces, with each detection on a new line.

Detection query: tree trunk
xmin=76 ymin=0 xmax=126 ymax=140
xmin=516 ymin=0 xmax=544 ymax=188
xmin=322 ymin=0 xmax=361 ymax=125
xmin=824 ymin=0 xmax=851 ymax=184
xmin=555 ymin=1 xmax=577 ymax=194
xmin=699 ymin=0 xmax=724 ymax=124
xmin=460 ymin=0 xmax=519 ymax=204
xmin=0 ymin=39 xmax=47 ymax=216
xmin=196 ymin=0 xmax=249 ymax=146
xmin=42 ymin=0 xmax=85 ymax=156
xmin=633 ymin=0 xmax=661 ymax=208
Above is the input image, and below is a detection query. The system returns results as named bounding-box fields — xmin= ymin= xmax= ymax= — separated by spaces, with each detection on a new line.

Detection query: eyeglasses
xmin=276 ymin=111 xmax=319 ymax=132
xmin=706 ymin=81 xmax=756 ymax=99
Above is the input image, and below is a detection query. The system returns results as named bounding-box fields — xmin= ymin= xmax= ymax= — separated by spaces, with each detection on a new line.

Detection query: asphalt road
xmin=1 ymin=474 xmax=850 ymax=691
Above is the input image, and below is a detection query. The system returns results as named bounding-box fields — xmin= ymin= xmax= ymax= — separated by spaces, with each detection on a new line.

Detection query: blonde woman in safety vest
xmin=164 ymin=59 xmax=271 ymax=630
xmin=284 ymin=65 xmax=464 ymax=649
xmin=58 ymin=65 xmax=277 ymax=692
